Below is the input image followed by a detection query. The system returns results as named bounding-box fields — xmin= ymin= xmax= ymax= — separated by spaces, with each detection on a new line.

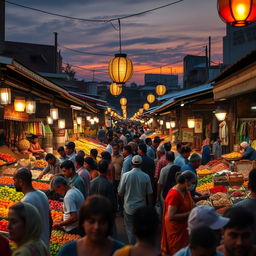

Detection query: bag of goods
xmin=17 ymin=159 xmax=31 ymax=170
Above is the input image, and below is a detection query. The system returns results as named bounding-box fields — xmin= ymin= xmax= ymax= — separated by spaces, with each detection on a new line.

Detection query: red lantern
xmin=217 ymin=0 xmax=256 ymax=27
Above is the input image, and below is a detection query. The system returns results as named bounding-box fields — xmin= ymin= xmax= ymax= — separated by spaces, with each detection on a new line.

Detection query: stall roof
xmin=153 ymin=83 xmax=213 ymax=113
xmin=69 ymin=91 xmax=107 ymax=106
xmin=212 ymin=49 xmax=256 ymax=84
xmin=0 ymin=56 xmax=87 ymax=108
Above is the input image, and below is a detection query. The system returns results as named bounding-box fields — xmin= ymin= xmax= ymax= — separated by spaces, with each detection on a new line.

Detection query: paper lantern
xmin=0 ymin=88 xmax=11 ymax=105
xmin=47 ymin=116 xmax=53 ymax=125
xmin=214 ymin=107 xmax=227 ymax=121
xmin=143 ymin=103 xmax=150 ymax=110
xmin=217 ymin=0 xmax=256 ymax=27
xmin=147 ymin=93 xmax=155 ymax=104
xmin=26 ymin=100 xmax=36 ymax=114
xmin=166 ymin=122 xmax=171 ymax=129
xmin=108 ymin=54 xmax=133 ymax=84
xmin=156 ymin=84 xmax=166 ymax=96
xmin=187 ymin=118 xmax=195 ymax=129
xmin=50 ymin=107 xmax=59 ymax=120
xmin=14 ymin=97 xmax=26 ymax=112
xmin=160 ymin=120 xmax=164 ymax=125
xmin=86 ymin=116 xmax=91 ymax=121
xmin=77 ymin=116 xmax=82 ymax=125
xmin=90 ymin=119 xmax=95 ymax=125
xmin=58 ymin=119 xmax=65 ymax=129
xmin=120 ymin=97 xmax=127 ymax=106
xmin=139 ymin=108 xmax=144 ymax=114
xmin=110 ymin=83 xmax=122 ymax=96
xmin=170 ymin=121 xmax=176 ymax=128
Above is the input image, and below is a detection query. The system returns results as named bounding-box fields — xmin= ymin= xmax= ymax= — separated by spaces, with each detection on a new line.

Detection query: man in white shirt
xmin=139 ymin=129 xmax=147 ymax=142
xmin=13 ymin=168 xmax=52 ymax=249
xmin=118 ymin=155 xmax=153 ymax=244
xmin=51 ymin=176 xmax=84 ymax=235
xmin=106 ymin=137 xmax=114 ymax=154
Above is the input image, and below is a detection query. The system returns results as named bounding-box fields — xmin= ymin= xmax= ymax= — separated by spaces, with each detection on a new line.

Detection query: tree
xmin=62 ymin=63 xmax=76 ymax=80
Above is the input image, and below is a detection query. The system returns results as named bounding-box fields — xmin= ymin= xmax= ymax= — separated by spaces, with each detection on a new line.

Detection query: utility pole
xmin=209 ymin=36 xmax=211 ymax=67
xmin=54 ymin=32 xmax=58 ymax=73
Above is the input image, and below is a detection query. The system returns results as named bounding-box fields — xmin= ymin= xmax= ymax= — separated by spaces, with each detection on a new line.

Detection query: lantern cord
xmin=118 ymin=19 xmax=122 ymax=54
xmin=5 ymin=0 xmax=184 ymax=23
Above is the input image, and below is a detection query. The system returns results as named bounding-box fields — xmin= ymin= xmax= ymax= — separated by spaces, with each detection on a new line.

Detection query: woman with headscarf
xmin=201 ymin=138 xmax=212 ymax=165
xmin=8 ymin=202 xmax=49 ymax=256
xmin=161 ymin=171 xmax=196 ymax=255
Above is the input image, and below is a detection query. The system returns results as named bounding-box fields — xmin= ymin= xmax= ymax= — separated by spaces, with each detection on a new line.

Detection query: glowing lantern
xmin=14 ymin=97 xmax=26 ymax=112
xmin=50 ymin=107 xmax=59 ymax=120
xmin=77 ymin=117 xmax=82 ymax=125
xmin=170 ymin=121 xmax=176 ymax=128
xmin=58 ymin=119 xmax=65 ymax=129
xmin=120 ymin=97 xmax=127 ymax=106
xmin=166 ymin=122 xmax=171 ymax=129
xmin=110 ymin=83 xmax=122 ymax=96
xmin=187 ymin=118 xmax=195 ymax=129
xmin=143 ymin=103 xmax=150 ymax=110
xmin=47 ymin=116 xmax=53 ymax=125
xmin=26 ymin=100 xmax=36 ymax=114
xmin=214 ymin=107 xmax=227 ymax=121
xmin=90 ymin=119 xmax=95 ymax=125
xmin=121 ymin=105 xmax=127 ymax=111
xmin=139 ymin=108 xmax=144 ymax=114
xmin=107 ymin=107 xmax=111 ymax=113
xmin=86 ymin=116 xmax=91 ymax=121
xmin=156 ymin=84 xmax=166 ymax=96
xmin=160 ymin=120 xmax=164 ymax=125
xmin=147 ymin=93 xmax=155 ymax=104
xmin=217 ymin=0 xmax=256 ymax=27
xmin=108 ymin=54 xmax=133 ymax=84
xmin=0 ymin=88 xmax=11 ymax=105
xmin=111 ymin=111 xmax=114 ymax=116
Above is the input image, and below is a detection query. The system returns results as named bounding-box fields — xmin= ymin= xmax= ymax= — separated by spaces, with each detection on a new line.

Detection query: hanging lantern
xmin=90 ymin=119 xmax=95 ymax=125
xmin=143 ymin=103 xmax=150 ymax=110
xmin=120 ymin=97 xmax=127 ymax=106
xmin=107 ymin=107 xmax=111 ymax=113
xmin=147 ymin=93 xmax=155 ymax=104
xmin=108 ymin=54 xmax=133 ymax=84
xmin=166 ymin=122 xmax=171 ymax=129
xmin=110 ymin=83 xmax=122 ymax=96
xmin=77 ymin=116 xmax=82 ymax=125
xmin=170 ymin=121 xmax=176 ymax=128
xmin=50 ymin=107 xmax=59 ymax=120
xmin=26 ymin=100 xmax=36 ymax=114
xmin=14 ymin=97 xmax=26 ymax=112
xmin=156 ymin=84 xmax=166 ymax=96
xmin=160 ymin=120 xmax=164 ymax=125
xmin=0 ymin=88 xmax=11 ymax=105
xmin=187 ymin=118 xmax=195 ymax=129
xmin=121 ymin=105 xmax=127 ymax=111
xmin=139 ymin=108 xmax=144 ymax=114
xmin=214 ymin=107 xmax=227 ymax=121
xmin=217 ymin=0 xmax=256 ymax=27
xmin=47 ymin=116 xmax=53 ymax=125
xmin=58 ymin=119 xmax=65 ymax=129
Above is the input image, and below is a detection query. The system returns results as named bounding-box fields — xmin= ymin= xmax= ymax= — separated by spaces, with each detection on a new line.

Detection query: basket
xmin=222 ymin=157 xmax=242 ymax=161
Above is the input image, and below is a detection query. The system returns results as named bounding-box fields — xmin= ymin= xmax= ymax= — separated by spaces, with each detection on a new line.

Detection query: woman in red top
xmin=161 ymin=171 xmax=196 ymax=255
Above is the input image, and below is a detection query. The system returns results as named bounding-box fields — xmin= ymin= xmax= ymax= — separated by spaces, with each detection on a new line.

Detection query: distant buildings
xmin=144 ymin=73 xmax=179 ymax=90
xmin=223 ymin=23 xmax=256 ymax=66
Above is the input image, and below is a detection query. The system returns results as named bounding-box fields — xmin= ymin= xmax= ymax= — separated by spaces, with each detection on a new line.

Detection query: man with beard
xmin=218 ymin=207 xmax=256 ymax=256
xmin=13 ymin=168 xmax=52 ymax=249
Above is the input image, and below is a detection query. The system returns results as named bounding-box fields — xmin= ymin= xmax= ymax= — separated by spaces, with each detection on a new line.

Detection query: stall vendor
xmin=240 ymin=142 xmax=256 ymax=160
xmin=38 ymin=153 xmax=61 ymax=180
xmin=29 ymin=135 xmax=45 ymax=158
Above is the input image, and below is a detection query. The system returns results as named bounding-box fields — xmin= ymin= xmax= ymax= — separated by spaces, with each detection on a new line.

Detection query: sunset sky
xmin=5 ymin=0 xmax=226 ymax=85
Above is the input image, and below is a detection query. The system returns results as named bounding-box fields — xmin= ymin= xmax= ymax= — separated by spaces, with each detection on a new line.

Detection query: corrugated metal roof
xmin=154 ymin=83 xmax=213 ymax=113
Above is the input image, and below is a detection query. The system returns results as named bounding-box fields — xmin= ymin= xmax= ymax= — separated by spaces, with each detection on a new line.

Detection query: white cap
xmin=188 ymin=205 xmax=230 ymax=234
xmin=132 ymin=155 xmax=142 ymax=165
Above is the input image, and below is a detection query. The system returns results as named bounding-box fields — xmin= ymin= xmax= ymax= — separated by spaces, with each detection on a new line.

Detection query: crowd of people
xmin=1 ymin=125 xmax=256 ymax=256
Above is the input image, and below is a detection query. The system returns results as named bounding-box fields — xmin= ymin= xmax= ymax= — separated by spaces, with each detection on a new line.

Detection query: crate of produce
xmin=236 ymin=160 xmax=256 ymax=180
xmin=227 ymin=172 xmax=244 ymax=186
xmin=213 ymin=175 xmax=229 ymax=186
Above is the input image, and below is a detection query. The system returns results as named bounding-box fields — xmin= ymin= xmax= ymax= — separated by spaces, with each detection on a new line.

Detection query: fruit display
xmin=210 ymin=192 xmax=229 ymax=201
xmin=212 ymin=198 xmax=232 ymax=208
xmin=0 ymin=219 xmax=8 ymax=232
xmin=197 ymin=169 xmax=213 ymax=176
xmin=49 ymin=200 xmax=63 ymax=211
xmin=0 ymin=199 xmax=18 ymax=217
xmin=32 ymin=181 xmax=50 ymax=190
xmin=196 ymin=182 xmax=214 ymax=192
xmin=75 ymin=138 xmax=106 ymax=157
xmin=51 ymin=230 xmax=80 ymax=244
xmin=198 ymin=174 xmax=214 ymax=187
xmin=0 ymin=176 xmax=14 ymax=185
xmin=50 ymin=242 xmax=62 ymax=256
xmin=0 ymin=186 xmax=24 ymax=201
xmin=222 ymin=152 xmax=242 ymax=160
xmin=243 ymin=181 xmax=249 ymax=188
xmin=228 ymin=186 xmax=245 ymax=192
xmin=207 ymin=158 xmax=223 ymax=167
xmin=0 ymin=153 xmax=16 ymax=163
xmin=51 ymin=210 xmax=63 ymax=222
xmin=33 ymin=160 xmax=48 ymax=168
xmin=230 ymin=191 xmax=246 ymax=198
xmin=210 ymin=185 xmax=228 ymax=193
xmin=211 ymin=163 xmax=229 ymax=173
xmin=0 ymin=160 xmax=6 ymax=166
xmin=196 ymin=200 xmax=212 ymax=206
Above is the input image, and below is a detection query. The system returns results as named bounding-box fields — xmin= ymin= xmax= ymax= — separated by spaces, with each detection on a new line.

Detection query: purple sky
xmin=5 ymin=0 xmax=226 ymax=84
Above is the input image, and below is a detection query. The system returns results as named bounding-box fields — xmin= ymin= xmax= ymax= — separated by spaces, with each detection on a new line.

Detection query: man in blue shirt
xmin=241 ymin=141 xmax=256 ymax=160
xmin=145 ymin=138 xmax=155 ymax=160
xmin=174 ymin=147 xmax=191 ymax=168
xmin=121 ymin=145 xmax=133 ymax=175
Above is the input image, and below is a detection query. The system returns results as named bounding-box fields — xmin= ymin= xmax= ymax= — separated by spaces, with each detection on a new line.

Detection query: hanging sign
xmin=4 ymin=105 xmax=29 ymax=121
